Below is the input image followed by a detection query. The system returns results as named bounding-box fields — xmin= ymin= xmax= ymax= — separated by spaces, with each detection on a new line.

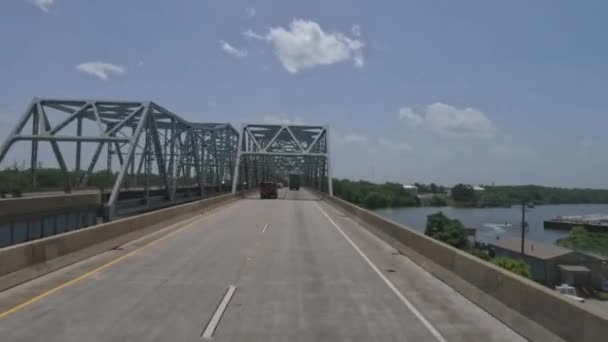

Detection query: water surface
xmin=373 ymin=204 xmax=608 ymax=244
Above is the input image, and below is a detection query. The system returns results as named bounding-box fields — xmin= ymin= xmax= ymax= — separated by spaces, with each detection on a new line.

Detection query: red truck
xmin=259 ymin=182 xmax=278 ymax=199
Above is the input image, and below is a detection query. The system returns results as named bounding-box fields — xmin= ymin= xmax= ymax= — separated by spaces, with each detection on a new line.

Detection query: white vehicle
xmin=555 ymin=284 xmax=585 ymax=303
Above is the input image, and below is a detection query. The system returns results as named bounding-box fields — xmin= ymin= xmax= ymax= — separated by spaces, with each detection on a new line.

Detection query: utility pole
xmin=521 ymin=199 xmax=526 ymax=255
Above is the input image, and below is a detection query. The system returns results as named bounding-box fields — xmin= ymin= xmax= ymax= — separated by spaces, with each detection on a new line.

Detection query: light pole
xmin=521 ymin=200 xmax=526 ymax=254
xmin=520 ymin=199 xmax=531 ymax=255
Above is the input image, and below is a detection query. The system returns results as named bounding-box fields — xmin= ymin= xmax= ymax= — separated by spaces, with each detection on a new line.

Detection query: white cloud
xmin=398 ymin=102 xmax=495 ymax=139
xmin=262 ymin=114 xmax=304 ymax=125
xmin=75 ymin=62 xmax=125 ymax=80
xmin=398 ymin=107 xmax=423 ymax=126
xmin=243 ymin=29 xmax=265 ymax=40
xmin=220 ymin=40 xmax=248 ymax=58
xmin=245 ymin=7 xmax=256 ymax=18
xmin=28 ymin=0 xmax=54 ymax=12
xmin=263 ymin=19 xmax=365 ymax=73
xmin=351 ymin=25 xmax=362 ymax=37
xmin=377 ymin=138 xmax=412 ymax=151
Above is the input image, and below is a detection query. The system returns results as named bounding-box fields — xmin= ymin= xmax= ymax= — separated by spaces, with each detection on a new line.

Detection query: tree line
xmin=451 ymin=184 xmax=608 ymax=207
xmin=332 ymin=179 xmax=418 ymax=209
xmin=0 ymin=166 xmax=228 ymax=198
xmin=0 ymin=167 xmax=118 ymax=197
xmin=333 ymin=178 xmax=608 ymax=209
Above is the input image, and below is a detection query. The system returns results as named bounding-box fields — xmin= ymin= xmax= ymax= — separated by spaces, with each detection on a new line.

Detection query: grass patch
xmin=557 ymin=227 xmax=608 ymax=257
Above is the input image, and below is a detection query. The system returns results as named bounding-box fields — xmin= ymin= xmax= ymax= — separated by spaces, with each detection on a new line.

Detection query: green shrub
xmin=11 ymin=188 xmax=23 ymax=198
xmin=425 ymin=212 xmax=469 ymax=249
xmin=557 ymin=226 xmax=608 ymax=257
xmin=88 ymin=171 xmax=115 ymax=192
xmin=491 ymin=257 xmax=531 ymax=278
xmin=467 ymin=248 xmax=492 ymax=261
xmin=429 ymin=195 xmax=447 ymax=207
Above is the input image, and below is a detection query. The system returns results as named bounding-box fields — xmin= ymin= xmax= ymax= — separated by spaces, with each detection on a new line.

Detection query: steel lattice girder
xmin=231 ymin=124 xmax=333 ymax=195
xmin=0 ymin=98 xmax=238 ymax=219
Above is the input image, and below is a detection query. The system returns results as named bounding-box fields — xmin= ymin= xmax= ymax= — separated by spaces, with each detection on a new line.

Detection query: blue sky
xmin=1 ymin=0 xmax=607 ymax=187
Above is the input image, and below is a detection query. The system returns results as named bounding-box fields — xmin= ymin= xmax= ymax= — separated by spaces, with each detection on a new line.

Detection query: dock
xmin=544 ymin=214 xmax=608 ymax=232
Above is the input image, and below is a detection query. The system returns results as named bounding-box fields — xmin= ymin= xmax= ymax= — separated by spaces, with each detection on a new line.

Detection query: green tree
xmin=430 ymin=183 xmax=438 ymax=194
xmin=332 ymin=178 xmax=418 ymax=208
xmin=0 ymin=167 xmax=28 ymax=196
xmin=467 ymin=248 xmax=492 ymax=261
xmin=429 ymin=195 xmax=447 ymax=207
xmin=363 ymin=191 xmax=390 ymax=208
xmin=424 ymin=212 xmax=469 ymax=249
xmin=415 ymin=182 xmax=430 ymax=194
xmin=88 ymin=171 xmax=115 ymax=193
xmin=491 ymin=258 xmax=531 ymax=278
xmin=451 ymin=184 xmax=475 ymax=202
xmin=479 ymin=190 xmax=509 ymax=207
xmin=36 ymin=168 xmax=66 ymax=188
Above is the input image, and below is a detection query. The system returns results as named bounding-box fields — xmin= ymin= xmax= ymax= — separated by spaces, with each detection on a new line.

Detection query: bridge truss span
xmin=0 ymin=98 xmax=238 ymax=219
xmin=231 ymin=123 xmax=333 ymax=195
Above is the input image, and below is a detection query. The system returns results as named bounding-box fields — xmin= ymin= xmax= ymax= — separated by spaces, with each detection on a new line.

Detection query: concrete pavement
xmin=0 ymin=188 xmax=525 ymax=341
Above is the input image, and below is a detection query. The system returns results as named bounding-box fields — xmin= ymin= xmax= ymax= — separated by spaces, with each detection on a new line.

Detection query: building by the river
xmin=490 ymin=237 xmax=608 ymax=291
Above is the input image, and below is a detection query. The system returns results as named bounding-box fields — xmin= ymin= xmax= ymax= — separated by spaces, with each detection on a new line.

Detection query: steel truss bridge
xmin=0 ymin=100 xmax=587 ymax=342
xmin=0 ymin=98 xmax=238 ymax=220
xmin=231 ymin=123 xmax=333 ymax=196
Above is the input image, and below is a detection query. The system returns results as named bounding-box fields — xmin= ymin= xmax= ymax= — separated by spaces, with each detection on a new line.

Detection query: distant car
xmin=277 ymin=183 xmax=283 ymax=188
xmin=259 ymin=182 xmax=278 ymax=199
xmin=289 ymin=174 xmax=300 ymax=190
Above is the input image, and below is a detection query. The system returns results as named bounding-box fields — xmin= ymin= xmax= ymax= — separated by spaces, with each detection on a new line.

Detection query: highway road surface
xmin=0 ymin=188 xmax=526 ymax=341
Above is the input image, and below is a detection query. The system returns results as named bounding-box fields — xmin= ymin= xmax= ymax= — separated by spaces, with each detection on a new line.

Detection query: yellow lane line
xmin=0 ymin=213 xmax=210 ymax=320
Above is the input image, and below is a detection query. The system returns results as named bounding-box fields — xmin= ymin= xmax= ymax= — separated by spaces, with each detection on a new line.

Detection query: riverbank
xmin=372 ymin=204 xmax=608 ymax=245
xmin=332 ymin=179 xmax=417 ymax=209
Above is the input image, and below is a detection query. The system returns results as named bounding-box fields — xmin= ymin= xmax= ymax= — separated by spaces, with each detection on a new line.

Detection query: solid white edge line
xmin=315 ymin=202 xmax=447 ymax=342
xmin=262 ymin=223 xmax=269 ymax=233
xmin=202 ymin=285 xmax=237 ymax=339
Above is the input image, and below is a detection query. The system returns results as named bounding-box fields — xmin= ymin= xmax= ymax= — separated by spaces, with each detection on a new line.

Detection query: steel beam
xmin=0 ymin=98 xmax=239 ymax=220
xmin=232 ymin=124 xmax=332 ymax=194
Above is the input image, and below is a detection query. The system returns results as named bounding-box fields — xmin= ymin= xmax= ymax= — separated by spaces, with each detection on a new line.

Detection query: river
xmin=372 ymin=204 xmax=608 ymax=245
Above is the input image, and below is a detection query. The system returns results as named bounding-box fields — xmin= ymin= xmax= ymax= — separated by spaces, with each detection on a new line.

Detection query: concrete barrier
xmin=0 ymin=191 xmax=247 ymax=282
xmin=0 ymin=193 xmax=100 ymax=219
xmin=323 ymin=194 xmax=607 ymax=342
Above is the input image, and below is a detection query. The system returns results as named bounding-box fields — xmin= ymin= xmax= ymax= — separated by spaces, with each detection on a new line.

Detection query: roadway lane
xmin=0 ymin=189 xmax=525 ymax=342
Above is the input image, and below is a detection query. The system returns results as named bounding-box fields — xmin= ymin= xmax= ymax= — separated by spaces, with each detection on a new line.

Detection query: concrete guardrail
xmin=0 ymin=191 xmax=248 ymax=289
xmin=0 ymin=193 xmax=100 ymax=219
xmin=323 ymin=194 xmax=607 ymax=342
